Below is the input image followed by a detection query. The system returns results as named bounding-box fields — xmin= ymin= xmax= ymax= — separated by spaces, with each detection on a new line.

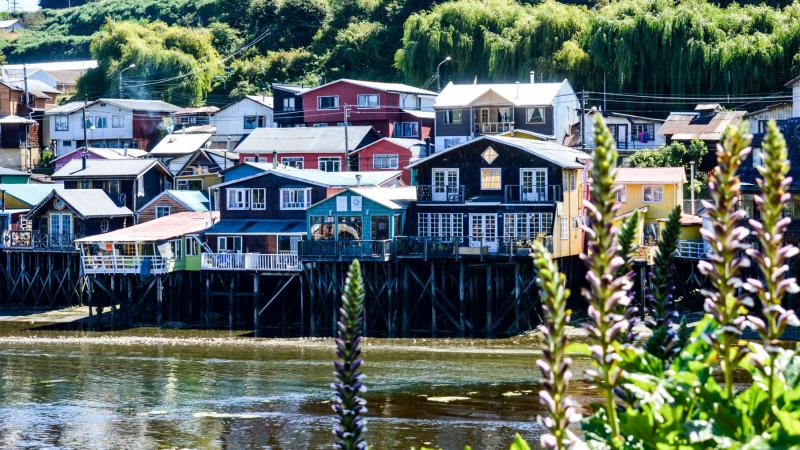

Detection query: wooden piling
xmin=253 ymin=274 xmax=260 ymax=337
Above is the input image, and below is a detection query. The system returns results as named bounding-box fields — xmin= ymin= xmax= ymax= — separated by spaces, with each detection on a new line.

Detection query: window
xmin=185 ymin=237 xmax=199 ymax=256
xmin=310 ymin=215 xmax=336 ymax=240
xmin=752 ymin=147 xmax=762 ymax=168
xmin=282 ymin=157 xmax=304 ymax=168
xmin=84 ymin=116 xmax=94 ymax=129
xmin=49 ymin=213 xmax=72 ymax=236
xmin=373 ymin=154 xmax=399 ymax=170
xmin=480 ymin=168 xmax=501 ymax=190
xmin=55 ymin=115 xmax=69 ymax=131
xmin=243 ymin=115 xmax=265 ymax=129
xmin=226 ymin=188 xmax=250 ymax=210
xmin=283 ymin=97 xmax=296 ymax=111
xmin=643 ymin=185 xmax=664 ymax=203
xmin=560 ymin=217 xmax=568 ymax=240
xmin=318 ymin=157 xmax=341 ymax=172
xmin=393 ymin=121 xmax=419 ymax=137
xmin=418 ymin=213 xmax=463 ymax=237
xmin=313 ymin=123 xmax=328 ymax=128
xmin=443 ymin=109 xmax=462 ymax=124
xmin=155 ymin=206 xmax=171 ymax=219
xmin=338 ymin=216 xmax=363 ymax=240
xmin=337 ymin=122 xmax=352 ymax=126
xmin=572 ymin=216 xmax=581 ymax=229
xmin=503 ymin=213 xmax=553 ymax=238
xmin=740 ymin=194 xmax=754 ymax=218
xmin=631 ymin=123 xmax=655 ymax=143
xmin=570 ymin=172 xmax=576 ymax=191
xmin=112 ymin=115 xmax=123 ymax=128
xmin=526 ymin=107 xmax=546 ymax=124
xmin=317 ymin=96 xmax=339 ymax=110
xmin=218 ymin=236 xmax=242 ymax=253
xmin=280 ymin=188 xmax=311 ymax=210
xmin=79 ymin=179 xmax=91 ymax=189
xmin=443 ymin=138 xmax=462 ymax=149
xmin=615 ymin=185 xmax=627 ymax=203
xmin=251 ymin=188 xmax=266 ymax=210
xmin=177 ymin=179 xmax=203 ymax=190
xmin=357 ymin=94 xmax=379 ymax=109
xmin=95 ymin=116 xmax=108 ymax=128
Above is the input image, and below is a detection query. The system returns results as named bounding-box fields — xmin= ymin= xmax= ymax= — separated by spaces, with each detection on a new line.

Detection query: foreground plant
xmin=533 ymin=242 xmax=582 ymax=449
xmin=580 ymin=115 xmax=633 ymax=444
xmin=697 ymin=125 xmax=753 ymax=399
xmin=745 ymin=120 xmax=800 ymax=413
xmin=332 ymin=259 xmax=368 ymax=450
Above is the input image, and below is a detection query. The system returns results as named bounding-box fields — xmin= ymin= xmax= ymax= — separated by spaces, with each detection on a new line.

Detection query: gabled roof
xmin=216 ymin=95 xmax=274 ymax=114
xmin=300 ymin=79 xmax=437 ymax=97
xmin=44 ymin=101 xmax=86 ymax=115
xmin=137 ymin=190 xmax=210 ymax=214
xmin=174 ymin=106 xmax=219 ymax=116
xmin=434 ymin=80 xmax=573 ymax=108
xmin=0 ymin=184 xmax=63 ymax=207
xmin=52 ymin=159 xmax=171 ymax=179
xmin=28 ymin=189 xmax=132 ymax=220
xmin=349 ymin=137 xmax=426 ymax=157
xmin=0 ymin=166 xmax=29 ymax=176
xmin=77 ymin=211 xmax=218 ymax=243
xmin=0 ymin=115 xmax=36 ymax=125
xmin=51 ymin=147 xmax=148 ymax=164
xmin=150 ymin=132 xmax=212 ymax=155
xmin=235 ymin=126 xmax=377 ymax=154
xmin=314 ymin=186 xmax=416 ymax=210
xmin=272 ymin=84 xmax=312 ymax=95
xmin=659 ymin=109 xmax=745 ymax=140
xmin=407 ymin=135 xmax=586 ymax=169
xmin=44 ymin=98 xmax=179 ymax=115
xmin=615 ymin=167 xmax=686 ymax=184
xmin=585 ymin=109 xmax=664 ymax=123
xmin=743 ymin=102 xmax=792 ymax=118
xmin=0 ymin=19 xmax=21 ymax=29
xmin=215 ymin=165 xmax=401 ymax=189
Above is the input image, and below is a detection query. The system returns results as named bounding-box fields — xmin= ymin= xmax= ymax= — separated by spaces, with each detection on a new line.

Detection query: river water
xmin=0 ymin=324 xmax=595 ymax=449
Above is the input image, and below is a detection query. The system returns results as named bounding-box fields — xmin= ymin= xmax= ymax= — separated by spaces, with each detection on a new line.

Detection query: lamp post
xmin=119 ymin=64 xmax=136 ymax=98
xmin=436 ymin=56 xmax=452 ymax=92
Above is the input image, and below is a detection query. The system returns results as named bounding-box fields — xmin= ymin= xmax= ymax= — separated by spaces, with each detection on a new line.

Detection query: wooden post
xmin=430 ymin=262 xmax=437 ymax=338
xmin=459 ymin=260 xmax=465 ymax=337
xmin=485 ymin=265 xmax=493 ymax=338
xmin=299 ymin=274 xmax=305 ymax=336
xmin=156 ymin=275 xmax=163 ymax=326
xmin=401 ymin=265 xmax=409 ymax=337
xmin=228 ymin=275 xmax=235 ymax=332
xmin=253 ymin=274 xmax=260 ymax=337
xmin=86 ymin=276 xmax=93 ymax=330
xmin=126 ymin=276 xmax=133 ymax=328
xmin=204 ymin=275 xmax=211 ymax=328
xmin=514 ymin=262 xmax=522 ymax=334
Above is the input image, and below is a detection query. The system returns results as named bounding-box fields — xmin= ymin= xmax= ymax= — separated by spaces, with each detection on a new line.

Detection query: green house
xmin=300 ymin=187 xmax=416 ymax=261
xmin=0 ymin=166 xmax=30 ymax=184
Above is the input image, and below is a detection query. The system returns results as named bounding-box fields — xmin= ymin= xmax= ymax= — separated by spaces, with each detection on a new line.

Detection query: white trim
xmin=317 ymin=95 xmax=340 ymax=110
xmin=251 ymin=188 xmax=266 ymax=210
xmin=373 ymin=154 xmax=399 ymax=170
xmin=357 ymin=94 xmax=380 ymax=109
xmin=280 ymin=187 xmax=312 ymax=210
xmin=226 ymin=188 xmax=251 ymax=210
xmin=480 ymin=167 xmax=502 ymax=191
xmin=642 ymin=185 xmax=664 ymax=203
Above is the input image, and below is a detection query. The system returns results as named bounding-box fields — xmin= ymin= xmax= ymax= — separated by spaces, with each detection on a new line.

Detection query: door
xmin=432 ymin=169 xmax=459 ymax=202
xmin=469 ymin=214 xmax=498 ymax=251
xmin=521 ymin=169 xmax=547 ymax=202
xmin=49 ymin=213 xmax=72 ymax=237
xmin=371 ymin=215 xmax=390 ymax=240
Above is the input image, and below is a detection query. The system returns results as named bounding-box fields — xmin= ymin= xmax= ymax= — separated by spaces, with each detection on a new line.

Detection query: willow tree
xmin=76 ymin=21 xmax=223 ymax=105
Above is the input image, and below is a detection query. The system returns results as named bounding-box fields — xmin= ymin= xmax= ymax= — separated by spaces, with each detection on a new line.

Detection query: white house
xmin=211 ymin=95 xmax=274 ymax=149
xmin=582 ymin=109 xmax=665 ymax=151
xmin=0 ymin=19 xmax=24 ymax=33
xmin=1 ymin=60 xmax=97 ymax=94
xmin=743 ymin=102 xmax=793 ymax=134
xmin=44 ymin=98 xmax=179 ymax=156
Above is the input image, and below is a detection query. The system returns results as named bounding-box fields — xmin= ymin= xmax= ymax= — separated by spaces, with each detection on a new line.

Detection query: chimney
xmin=81 ymin=148 xmax=87 ymax=170
xmin=272 ymin=151 xmax=278 ymax=169
xmin=424 ymin=137 xmax=432 ymax=156
xmin=530 ymin=71 xmax=535 ymax=84
xmin=123 ymin=144 xmax=128 ymax=157
xmin=356 ymin=174 xmax=362 ymax=186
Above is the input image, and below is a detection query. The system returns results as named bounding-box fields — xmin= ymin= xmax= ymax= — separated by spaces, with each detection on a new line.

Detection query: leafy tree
xmin=207 ymin=22 xmax=243 ymax=55
xmin=324 ymin=21 xmax=390 ymax=80
xmin=38 ymin=0 xmax=91 ymax=9
xmin=274 ymin=0 xmax=329 ymax=50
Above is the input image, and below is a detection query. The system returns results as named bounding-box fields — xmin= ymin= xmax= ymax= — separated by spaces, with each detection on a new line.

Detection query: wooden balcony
xmin=82 ymin=255 xmax=170 ymax=275
xmin=394 ymin=236 xmax=552 ymax=260
xmin=201 ymin=252 xmax=301 ymax=272
xmin=504 ymin=185 xmax=562 ymax=203
xmin=1 ymin=230 xmax=78 ymax=252
xmin=416 ymin=184 xmax=465 ymax=203
xmin=299 ymin=240 xmax=392 ymax=262
xmin=677 ymin=240 xmax=709 ymax=259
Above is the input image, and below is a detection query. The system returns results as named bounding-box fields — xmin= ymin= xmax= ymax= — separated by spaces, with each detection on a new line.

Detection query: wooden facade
xmin=136 ymin=190 xmax=209 ymax=223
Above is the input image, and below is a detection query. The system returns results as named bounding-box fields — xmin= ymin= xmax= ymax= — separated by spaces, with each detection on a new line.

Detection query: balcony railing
xmin=394 ymin=235 xmax=552 ymax=259
xmin=504 ymin=185 xmax=562 ymax=203
xmin=82 ymin=255 xmax=170 ymax=275
xmin=299 ymin=240 xmax=392 ymax=261
xmin=201 ymin=252 xmax=301 ymax=272
xmin=677 ymin=240 xmax=709 ymax=259
xmin=476 ymin=121 xmax=514 ymax=135
xmin=416 ymin=185 xmax=465 ymax=203
xmin=1 ymin=230 xmax=77 ymax=252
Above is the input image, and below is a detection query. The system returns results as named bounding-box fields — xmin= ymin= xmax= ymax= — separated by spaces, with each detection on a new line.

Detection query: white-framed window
xmin=643 ymin=185 xmax=664 ymax=203
xmin=243 ymin=156 xmax=259 ymax=162
xmin=218 ymin=236 xmax=242 ymax=253
xmin=572 ymin=216 xmax=581 ymax=229
xmin=243 ymin=115 xmax=265 ymax=129
xmin=95 ymin=116 xmax=108 ymax=128
xmin=54 ymin=115 xmax=69 ymax=131
xmin=631 ymin=123 xmax=655 ymax=142
xmin=560 ymin=217 xmax=568 ymax=240
xmin=373 ymin=154 xmax=399 ymax=170
xmin=282 ymin=157 xmax=304 ymax=168
xmin=443 ymin=138 xmax=461 ymax=149
xmin=443 ymin=109 xmax=462 ymax=124
xmin=280 ymin=187 xmax=311 ymax=210
xmin=226 ymin=188 xmax=251 ymax=210
xmin=616 ymin=185 xmax=627 ymax=203
xmin=337 ymin=122 xmax=352 ymax=126
xmin=418 ymin=213 xmax=463 ymax=237
xmin=394 ymin=121 xmax=419 ymax=137
xmin=155 ymin=206 xmax=171 ymax=219
xmin=79 ymin=179 xmax=90 ymax=189
xmin=752 ymin=147 xmax=762 ymax=168
xmin=112 ymin=115 xmax=123 ymax=128
xmin=313 ymin=123 xmax=328 ymax=128
xmin=283 ymin=97 xmax=296 ymax=111
xmin=318 ymin=157 xmax=341 ymax=172
xmin=503 ymin=213 xmax=553 ymax=238
xmin=177 ymin=180 xmax=189 ymax=190
xmin=185 ymin=237 xmax=199 ymax=256
xmin=480 ymin=168 xmax=501 ymax=190
xmin=251 ymin=188 xmax=266 ymax=210
xmin=317 ymin=96 xmax=339 ymax=110
xmin=49 ymin=212 xmax=72 ymax=235
xmin=526 ymin=107 xmax=546 ymax=124
xmin=357 ymin=94 xmax=380 ymax=109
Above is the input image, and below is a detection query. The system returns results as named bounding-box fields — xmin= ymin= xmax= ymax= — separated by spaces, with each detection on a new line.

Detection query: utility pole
xmin=343 ymin=104 xmax=351 ymax=171
xmin=119 ymin=64 xmax=136 ymax=98
xmin=82 ymin=95 xmax=89 ymax=153
xmin=22 ymin=63 xmax=28 ymax=107
xmin=580 ymin=90 xmax=586 ymax=151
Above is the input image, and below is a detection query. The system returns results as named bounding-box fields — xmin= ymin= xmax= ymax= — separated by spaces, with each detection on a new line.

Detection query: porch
xmin=504 ymin=184 xmax=562 ymax=203
xmin=1 ymin=230 xmax=77 ymax=252
xmin=298 ymin=240 xmax=392 ymax=262
xmin=416 ymin=184 xmax=465 ymax=203
xmin=394 ymin=235 xmax=553 ymax=260
xmin=677 ymin=239 xmax=709 ymax=259
xmin=82 ymin=255 xmax=171 ymax=275
xmin=201 ymin=252 xmax=302 ymax=272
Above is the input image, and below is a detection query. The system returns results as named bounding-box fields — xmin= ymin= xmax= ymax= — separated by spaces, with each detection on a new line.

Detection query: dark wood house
xmin=272 ymin=84 xmax=310 ymax=128
xmin=404 ymin=135 xmax=586 ymax=259
xmin=136 ymin=190 xmax=209 ymax=223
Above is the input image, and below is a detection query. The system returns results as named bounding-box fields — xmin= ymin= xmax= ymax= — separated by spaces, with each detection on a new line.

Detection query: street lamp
xmin=436 ymin=56 xmax=452 ymax=92
xmin=119 ymin=64 xmax=136 ymax=98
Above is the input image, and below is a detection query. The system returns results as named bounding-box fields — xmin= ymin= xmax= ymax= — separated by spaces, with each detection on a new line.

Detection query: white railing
xmin=201 ymin=252 xmax=301 ymax=272
xmin=678 ymin=240 xmax=709 ymax=259
xmin=478 ymin=121 xmax=515 ymax=134
xmin=82 ymin=255 xmax=170 ymax=275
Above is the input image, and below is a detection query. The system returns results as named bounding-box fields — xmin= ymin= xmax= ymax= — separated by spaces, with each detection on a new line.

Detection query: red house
xmin=299 ymin=79 xmax=437 ymax=140
xmin=233 ymin=126 xmax=380 ymax=171
xmin=351 ymin=137 xmax=428 ymax=184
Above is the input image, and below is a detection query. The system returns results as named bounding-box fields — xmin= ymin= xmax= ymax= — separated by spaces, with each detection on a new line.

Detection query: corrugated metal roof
xmin=272 ymin=84 xmax=312 ymax=94
xmin=166 ymin=190 xmax=209 ymax=212
xmin=204 ymin=219 xmax=306 ymax=235
xmin=301 ymin=79 xmax=437 ymax=97
xmin=434 ymin=81 xmax=570 ymax=108
xmin=44 ymin=101 xmax=86 ymax=115
xmin=174 ymin=106 xmax=219 ymax=115
xmin=99 ymin=98 xmax=179 ymax=112
xmin=0 ymin=19 xmax=21 ymax=28
xmin=659 ymin=110 xmax=745 ymax=138
xmin=77 ymin=211 xmax=218 ymax=243
xmin=51 ymin=147 xmax=147 ymax=164
xmin=402 ymin=109 xmax=435 ymax=119
xmin=52 ymin=159 xmax=165 ymax=178
xmin=47 ymin=189 xmax=133 ymax=218
xmin=235 ymin=126 xmax=376 ymax=154
xmin=216 ymin=165 xmax=401 ymax=189
xmin=150 ymin=133 xmax=212 ymax=155
xmin=245 ymin=95 xmax=273 ymax=108
xmin=0 ymin=115 xmax=36 ymax=125
xmin=2 ymin=60 xmax=97 ymax=72
xmin=0 ymin=184 xmax=62 ymax=206
xmin=0 ymin=166 xmax=28 ymax=176
xmin=615 ymin=167 xmax=686 ymax=184
xmin=346 ymin=187 xmax=416 ymax=209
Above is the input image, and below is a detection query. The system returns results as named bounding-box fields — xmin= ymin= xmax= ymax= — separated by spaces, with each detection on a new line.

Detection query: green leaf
xmin=509 ymin=433 xmax=531 ymax=450
xmin=565 ymin=342 xmax=591 ymax=356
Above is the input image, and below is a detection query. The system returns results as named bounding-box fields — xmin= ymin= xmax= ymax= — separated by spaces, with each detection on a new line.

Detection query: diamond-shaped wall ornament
xmin=481 ymin=146 xmax=499 ymax=164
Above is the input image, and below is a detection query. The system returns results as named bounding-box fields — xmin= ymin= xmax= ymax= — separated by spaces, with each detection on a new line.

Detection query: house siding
xmin=355 ymin=140 xmax=415 ymax=184
xmin=212 ymin=97 xmax=274 ymax=145
xmin=218 ymin=173 xmax=330 ymax=221
xmin=306 ymin=192 xmax=405 ymax=240
xmin=138 ymin=195 xmax=193 ymax=223
xmin=272 ymin=88 xmax=306 ymax=127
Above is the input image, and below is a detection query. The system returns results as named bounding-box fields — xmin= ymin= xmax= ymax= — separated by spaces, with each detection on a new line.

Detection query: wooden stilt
xmin=430 ymin=262 xmax=437 ymax=338
xmin=205 ymin=275 xmax=211 ymax=328
xmin=486 ymin=265 xmax=493 ymax=338
xmin=459 ymin=260 xmax=465 ymax=337
xmin=87 ymin=276 xmax=94 ymax=330
xmin=228 ymin=276 xmax=235 ymax=332
xmin=253 ymin=274 xmax=260 ymax=337
xmin=156 ymin=275 xmax=163 ymax=326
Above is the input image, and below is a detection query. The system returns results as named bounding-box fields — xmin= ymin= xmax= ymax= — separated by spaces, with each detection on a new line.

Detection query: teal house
xmin=0 ymin=166 xmax=30 ymax=184
xmin=300 ymin=187 xmax=416 ymax=261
